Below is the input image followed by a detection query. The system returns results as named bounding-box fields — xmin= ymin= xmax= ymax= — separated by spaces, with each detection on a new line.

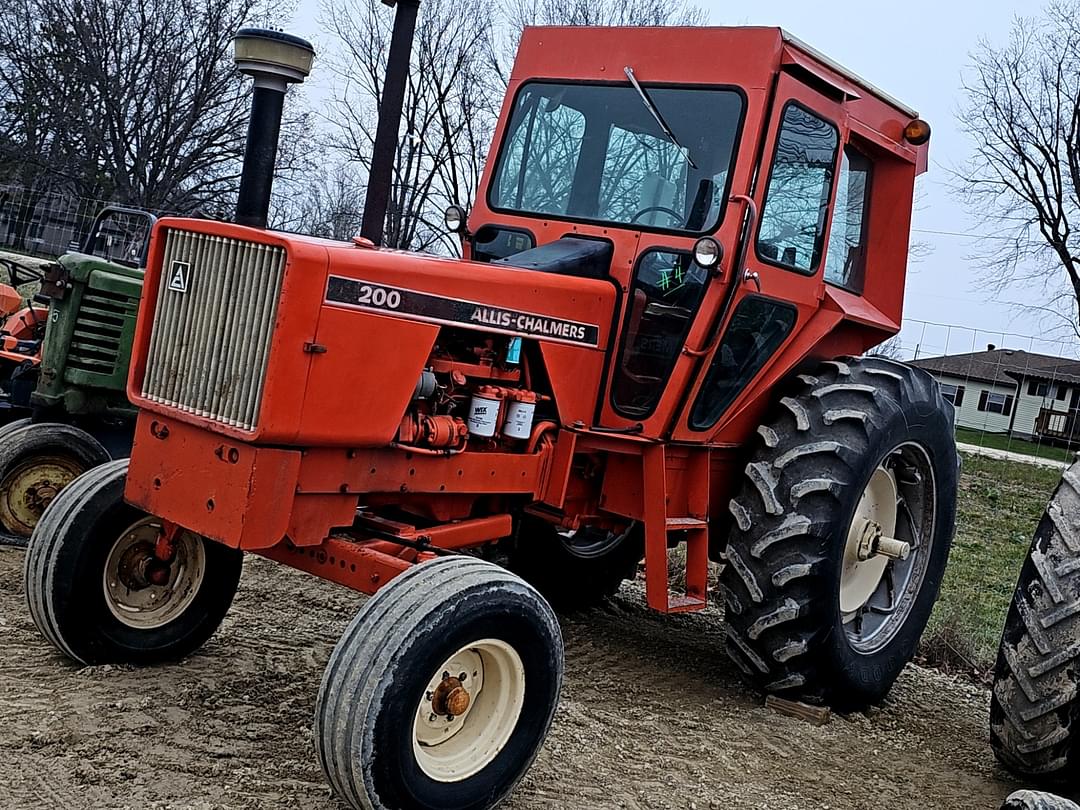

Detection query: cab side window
xmin=824 ymin=147 xmax=873 ymax=292
xmin=756 ymin=103 xmax=839 ymax=273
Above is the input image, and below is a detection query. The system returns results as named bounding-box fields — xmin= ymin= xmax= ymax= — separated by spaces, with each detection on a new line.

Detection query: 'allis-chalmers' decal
xmin=324 ymin=276 xmax=600 ymax=347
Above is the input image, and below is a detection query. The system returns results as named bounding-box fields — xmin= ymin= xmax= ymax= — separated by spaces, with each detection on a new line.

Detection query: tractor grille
xmin=67 ymin=288 xmax=136 ymax=376
xmin=142 ymin=229 xmax=286 ymax=431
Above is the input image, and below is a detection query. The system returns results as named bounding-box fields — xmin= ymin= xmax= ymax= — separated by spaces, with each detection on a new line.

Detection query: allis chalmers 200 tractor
xmin=25 ymin=25 xmax=958 ymax=809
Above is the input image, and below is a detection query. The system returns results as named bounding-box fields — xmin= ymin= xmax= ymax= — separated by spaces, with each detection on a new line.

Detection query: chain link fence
xmin=0 ymin=185 xmax=162 ymax=259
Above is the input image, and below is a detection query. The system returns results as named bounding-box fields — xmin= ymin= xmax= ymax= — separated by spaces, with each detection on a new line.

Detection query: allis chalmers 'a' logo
xmin=168 ymin=260 xmax=190 ymax=294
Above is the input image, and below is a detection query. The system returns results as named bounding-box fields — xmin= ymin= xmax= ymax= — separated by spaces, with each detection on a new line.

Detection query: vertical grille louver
xmin=142 ymin=229 xmax=286 ymax=431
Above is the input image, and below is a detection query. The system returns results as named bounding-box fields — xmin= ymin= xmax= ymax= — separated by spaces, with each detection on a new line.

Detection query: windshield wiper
xmin=623 ymin=66 xmax=697 ymax=169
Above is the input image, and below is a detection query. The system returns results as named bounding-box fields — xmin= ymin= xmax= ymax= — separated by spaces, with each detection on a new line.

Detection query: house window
xmin=939 ymin=383 xmax=965 ymax=407
xmin=1056 ymin=384 xmax=1068 ymax=401
xmin=978 ymin=390 xmax=1014 ymax=415
xmin=1028 ymin=380 xmax=1050 ymax=397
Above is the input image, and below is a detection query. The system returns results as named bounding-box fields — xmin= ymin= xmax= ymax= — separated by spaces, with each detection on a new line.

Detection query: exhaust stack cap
xmin=234 ymin=28 xmax=314 ymax=89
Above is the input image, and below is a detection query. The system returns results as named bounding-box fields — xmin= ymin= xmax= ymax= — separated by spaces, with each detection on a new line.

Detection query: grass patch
xmin=954 ymin=426 xmax=1075 ymax=464
xmin=921 ymin=452 xmax=1062 ymax=679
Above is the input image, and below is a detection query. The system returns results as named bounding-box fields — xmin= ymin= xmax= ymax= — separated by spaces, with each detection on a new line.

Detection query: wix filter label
xmin=325 ymin=276 xmax=600 ymax=347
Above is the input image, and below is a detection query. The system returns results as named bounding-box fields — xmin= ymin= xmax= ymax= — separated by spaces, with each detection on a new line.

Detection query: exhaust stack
xmin=233 ymin=29 xmax=314 ymax=229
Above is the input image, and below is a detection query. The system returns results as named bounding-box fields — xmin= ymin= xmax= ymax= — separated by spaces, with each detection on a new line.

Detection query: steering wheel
xmin=629 ymin=206 xmax=685 ymax=226
xmin=0 ymin=257 xmax=45 ymax=288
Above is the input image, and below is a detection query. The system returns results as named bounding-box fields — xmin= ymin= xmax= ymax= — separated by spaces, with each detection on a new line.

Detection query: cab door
xmin=670 ymin=73 xmax=848 ymax=441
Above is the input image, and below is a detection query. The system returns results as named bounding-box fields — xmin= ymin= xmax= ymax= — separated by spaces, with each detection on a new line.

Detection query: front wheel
xmin=721 ymin=357 xmax=958 ymax=709
xmin=24 ymin=459 xmax=242 ymax=665
xmin=0 ymin=422 xmax=110 ymax=545
xmin=315 ymin=556 xmax=563 ymax=810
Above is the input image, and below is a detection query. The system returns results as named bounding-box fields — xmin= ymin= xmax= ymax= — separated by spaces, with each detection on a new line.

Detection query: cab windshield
xmin=490 ymin=81 xmax=744 ymax=234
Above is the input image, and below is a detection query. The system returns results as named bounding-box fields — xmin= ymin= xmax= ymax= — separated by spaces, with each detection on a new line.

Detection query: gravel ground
xmin=0 ymin=547 xmax=1054 ymax=810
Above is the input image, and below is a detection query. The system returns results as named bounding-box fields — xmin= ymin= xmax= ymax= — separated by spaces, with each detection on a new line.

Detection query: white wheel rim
xmin=840 ymin=465 xmax=898 ymax=614
xmin=412 ymin=638 xmax=525 ymax=783
xmin=840 ymin=442 xmax=938 ymax=653
xmin=102 ymin=517 xmax=207 ymax=630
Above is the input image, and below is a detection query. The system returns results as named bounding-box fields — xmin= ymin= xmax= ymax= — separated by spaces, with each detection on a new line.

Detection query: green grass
xmin=921 ymin=452 xmax=1063 ymax=677
xmin=954 ymin=426 xmax=1075 ymax=463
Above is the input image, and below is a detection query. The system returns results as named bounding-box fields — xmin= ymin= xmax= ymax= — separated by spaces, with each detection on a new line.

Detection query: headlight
xmin=443 ymin=205 xmax=468 ymax=234
xmin=693 ymin=237 xmax=722 ymax=269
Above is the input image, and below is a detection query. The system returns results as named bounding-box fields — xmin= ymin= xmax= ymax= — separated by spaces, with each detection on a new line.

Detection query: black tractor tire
xmin=507 ymin=517 xmax=643 ymax=610
xmin=1002 ymin=791 xmax=1080 ymax=810
xmin=991 ymin=460 xmax=1080 ymax=783
xmin=0 ymin=422 xmax=111 ymax=545
xmin=0 ymin=416 xmax=30 ymax=440
xmin=315 ymin=556 xmax=563 ymax=810
xmin=721 ymin=356 xmax=958 ymax=709
xmin=24 ymin=459 xmax=243 ymax=665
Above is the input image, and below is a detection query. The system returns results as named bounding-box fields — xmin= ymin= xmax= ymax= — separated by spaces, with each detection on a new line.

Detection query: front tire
xmin=315 ymin=556 xmax=563 ymax=810
xmin=0 ymin=422 xmax=110 ymax=545
xmin=24 ymin=459 xmax=242 ymax=665
xmin=721 ymin=357 xmax=958 ymax=709
xmin=991 ymin=460 xmax=1080 ymax=783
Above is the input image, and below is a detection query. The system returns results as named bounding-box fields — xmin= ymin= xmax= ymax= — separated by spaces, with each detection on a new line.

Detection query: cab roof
xmin=512 ymin=26 xmax=918 ymax=122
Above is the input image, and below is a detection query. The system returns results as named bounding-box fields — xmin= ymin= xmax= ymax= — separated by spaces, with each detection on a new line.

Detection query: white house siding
xmin=1012 ymin=381 xmax=1073 ymax=440
xmin=927 ymin=373 xmax=1016 ymax=433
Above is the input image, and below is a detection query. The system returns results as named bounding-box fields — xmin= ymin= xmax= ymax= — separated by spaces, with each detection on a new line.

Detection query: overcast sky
xmin=288 ymin=0 xmax=1077 ymax=360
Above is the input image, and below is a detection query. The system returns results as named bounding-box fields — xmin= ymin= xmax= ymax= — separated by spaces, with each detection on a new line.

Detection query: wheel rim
xmin=840 ymin=442 xmax=937 ymax=654
xmin=0 ymin=454 xmax=85 ymax=536
xmin=412 ymin=638 xmax=526 ymax=782
xmin=102 ymin=517 xmax=207 ymax=630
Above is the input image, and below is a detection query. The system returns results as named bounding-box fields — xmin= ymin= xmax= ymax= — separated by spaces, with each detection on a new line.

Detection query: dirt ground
xmin=0 ymin=546 xmax=1053 ymax=810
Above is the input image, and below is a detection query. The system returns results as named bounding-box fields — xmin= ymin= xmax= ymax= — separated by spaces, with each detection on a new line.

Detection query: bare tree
xmin=955 ymin=1 xmax=1080 ymax=338
xmin=271 ymin=162 xmax=367 ymax=240
xmin=867 ymin=335 xmax=906 ymax=361
xmin=322 ymin=0 xmax=500 ymax=253
xmin=0 ymin=0 xmax=310 ymax=239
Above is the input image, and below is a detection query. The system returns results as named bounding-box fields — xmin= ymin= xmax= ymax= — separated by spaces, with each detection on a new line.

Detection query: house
xmin=910 ymin=346 xmax=1080 ymax=445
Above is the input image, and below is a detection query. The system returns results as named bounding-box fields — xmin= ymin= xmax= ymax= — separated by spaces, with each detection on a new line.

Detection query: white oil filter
xmin=502 ymin=399 xmax=536 ymax=439
xmin=467 ymin=393 xmax=501 ymax=437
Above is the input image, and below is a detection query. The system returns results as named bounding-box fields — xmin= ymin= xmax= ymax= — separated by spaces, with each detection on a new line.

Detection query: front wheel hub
xmin=103 ymin=517 xmax=207 ymax=630
xmin=413 ymin=639 xmax=525 ymax=782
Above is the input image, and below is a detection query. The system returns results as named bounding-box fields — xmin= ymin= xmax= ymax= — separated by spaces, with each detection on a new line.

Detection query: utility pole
xmin=359 ymin=0 xmax=420 ymax=246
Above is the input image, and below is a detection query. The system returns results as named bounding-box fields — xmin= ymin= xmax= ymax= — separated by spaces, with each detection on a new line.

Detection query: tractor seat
xmin=494 ymin=237 xmax=612 ymax=280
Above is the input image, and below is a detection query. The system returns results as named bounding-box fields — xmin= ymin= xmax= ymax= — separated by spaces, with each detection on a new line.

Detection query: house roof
xmin=911 ymin=348 xmax=1080 ymax=387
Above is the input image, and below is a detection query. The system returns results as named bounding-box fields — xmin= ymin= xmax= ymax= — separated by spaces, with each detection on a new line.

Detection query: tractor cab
xmin=463 ymin=26 xmax=930 ymax=442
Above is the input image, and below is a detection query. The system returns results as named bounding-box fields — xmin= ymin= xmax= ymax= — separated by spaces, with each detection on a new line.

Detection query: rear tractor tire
xmin=721 ymin=357 xmax=958 ymax=709
xmin=316 ymin=556 xmax=563 ymax=810
xmin=508 ymin=517 xmax=643 ymax=610
xmin=24 ymin=459 xmax=243 ymax=665
xmin=991 ymin=459 xmax=1080 ymax=783
xmin=0 ymin=422 xmax=110 ymax=546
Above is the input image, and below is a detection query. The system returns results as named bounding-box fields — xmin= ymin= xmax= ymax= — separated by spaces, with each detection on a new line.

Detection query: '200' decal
xmin=355 ymin=284 xmax=401 ymax=309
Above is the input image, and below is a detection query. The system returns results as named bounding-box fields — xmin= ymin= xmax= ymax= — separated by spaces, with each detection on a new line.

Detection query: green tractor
xmin=0 ymin=207 xmax=152 ymax=546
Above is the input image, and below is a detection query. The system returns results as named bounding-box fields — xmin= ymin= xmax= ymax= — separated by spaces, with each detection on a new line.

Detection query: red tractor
xmin=24 ymin=25 xmax=956 ymax=809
